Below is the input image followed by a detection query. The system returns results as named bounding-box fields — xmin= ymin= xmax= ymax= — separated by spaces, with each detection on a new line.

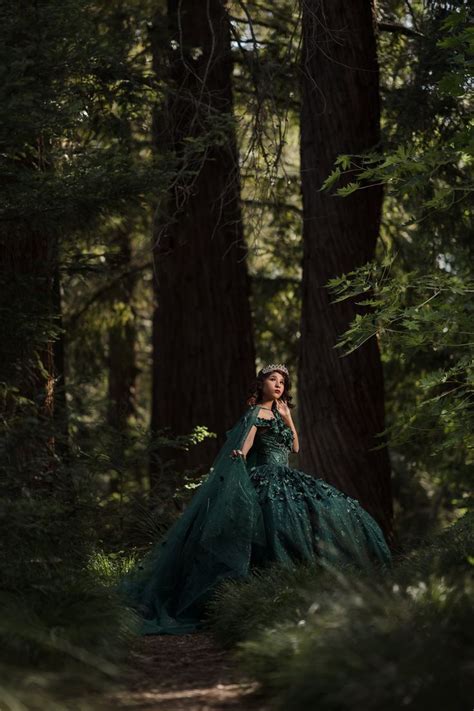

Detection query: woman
xmin=118 ymin=364 xmax=392 ymax=635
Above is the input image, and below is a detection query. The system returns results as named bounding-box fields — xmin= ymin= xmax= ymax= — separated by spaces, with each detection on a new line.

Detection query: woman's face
xmin=262 ymin=371 xmax=285 ymax=401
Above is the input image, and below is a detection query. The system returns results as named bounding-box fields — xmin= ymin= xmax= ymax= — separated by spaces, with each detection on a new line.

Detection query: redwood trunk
xmin=149 ymin=0 xmax=255 ymax=486
xmin=107 ymin=225 xmax=137 ymax=433
xmin=0 ymin=229 xmax=59 ymax=491
xmin=298 ymin=0 xmax=394 ymax=545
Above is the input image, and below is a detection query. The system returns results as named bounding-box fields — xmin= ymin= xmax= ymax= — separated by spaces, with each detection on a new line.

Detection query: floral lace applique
xmin=255 ymin=413 xmax=294 ymax=450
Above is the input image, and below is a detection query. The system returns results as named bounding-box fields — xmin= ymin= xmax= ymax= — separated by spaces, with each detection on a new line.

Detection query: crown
xmin=260 ymin=363 xmax=289 ymax=376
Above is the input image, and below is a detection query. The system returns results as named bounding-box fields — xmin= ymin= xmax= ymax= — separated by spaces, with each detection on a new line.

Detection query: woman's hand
xmin=230 ymin=448 xmax=246 ymax=460
xmin=275 ymin=398 xmax=291 ymax=423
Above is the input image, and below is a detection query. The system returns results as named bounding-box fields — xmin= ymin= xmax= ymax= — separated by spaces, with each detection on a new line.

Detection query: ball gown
xmin=117 ymin=403 xmax=392 ymax=634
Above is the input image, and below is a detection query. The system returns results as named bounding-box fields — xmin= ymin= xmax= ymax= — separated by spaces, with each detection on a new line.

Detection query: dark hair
xmin=246 ymin=368 xmax=295 ymax=410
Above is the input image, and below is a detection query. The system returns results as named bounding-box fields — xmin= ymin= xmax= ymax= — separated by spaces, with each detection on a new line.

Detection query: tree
xmin=298 ymin=0 xmax=394 ymax=544
xmin=149 ymin=0 xmax=256 ymax=483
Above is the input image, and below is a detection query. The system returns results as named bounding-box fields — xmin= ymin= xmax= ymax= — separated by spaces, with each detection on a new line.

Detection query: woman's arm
xmin=231 ymin=424 xmax=257 ymax=460
xmin=289 ymin=419 xmax=299 ymax=453
xmin=285 ymin=412 xmax=299 ymax=453
xmin=275 ymin=400 xmax=299 ymax=453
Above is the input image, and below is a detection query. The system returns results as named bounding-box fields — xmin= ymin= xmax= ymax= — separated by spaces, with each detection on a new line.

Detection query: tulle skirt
xmin=248 ymin=464 xmax=391 ymax=571
xmin=117 ymin=464 xmax=392 ymax=635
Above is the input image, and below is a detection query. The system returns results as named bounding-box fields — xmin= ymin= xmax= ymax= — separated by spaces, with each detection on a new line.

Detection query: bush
xmin=205 ymin=511 xmax=474 ymax=711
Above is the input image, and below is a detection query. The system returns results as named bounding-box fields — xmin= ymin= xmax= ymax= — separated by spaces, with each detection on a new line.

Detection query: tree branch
xmin=377 ymin=21 xmax=424 ymax=38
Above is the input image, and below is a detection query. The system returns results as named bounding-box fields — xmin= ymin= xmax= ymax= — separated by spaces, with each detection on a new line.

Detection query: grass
xmin=0 ymin=555 xmax=141 ymax=710
xmin=205 ymin=510 xmax=474 ymax=711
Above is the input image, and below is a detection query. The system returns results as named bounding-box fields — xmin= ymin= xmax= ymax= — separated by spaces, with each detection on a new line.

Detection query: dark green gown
xmin=117 ymin=404 xmax=392 ymax=635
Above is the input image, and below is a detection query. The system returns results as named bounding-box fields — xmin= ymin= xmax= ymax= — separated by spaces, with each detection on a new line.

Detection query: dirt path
xmin=97 ymin=632 xmax=268 ymax=711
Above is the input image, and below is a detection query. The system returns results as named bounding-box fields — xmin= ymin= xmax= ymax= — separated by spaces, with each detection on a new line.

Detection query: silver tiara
xmin=260 ymin=363 xmax=289 ymax=376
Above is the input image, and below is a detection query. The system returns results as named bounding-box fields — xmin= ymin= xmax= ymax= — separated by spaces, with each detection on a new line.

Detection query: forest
xmin=0 ymin=0 xmax=472 ymax=709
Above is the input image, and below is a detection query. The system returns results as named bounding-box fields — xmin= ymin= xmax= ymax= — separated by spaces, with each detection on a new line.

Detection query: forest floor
xmin=93 ymin=632 xmax=268 ymax=711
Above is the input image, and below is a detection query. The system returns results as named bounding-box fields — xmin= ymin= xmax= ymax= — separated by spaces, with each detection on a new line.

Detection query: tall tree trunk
xmin=149 ymin=0 xmax=255 ymax=488
xmin=107 ymin=224 xmax=137 ymax=433
xmin=52 ymin=260 xmax=69 ymax=455
xmin=103 ymin=3 xmax=139 ymax=491
xmin=298 ymin=0 xmax=395 ymax=546
xmin=0 ymin=228 xmax=59 ymax=492
xmin=106 ymin=222 xmax=138 ymax=494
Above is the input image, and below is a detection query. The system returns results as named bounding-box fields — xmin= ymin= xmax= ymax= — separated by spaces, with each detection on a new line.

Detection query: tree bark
xmin=106 ymin=222 xmax=138 ymax=494
xmin=52 ymin=258 xmax=69 ymax=458
xmin=106 ymin=6 xmax=139 ymax=439
xmin=149 ymin=0 xmax=255 ymax=488
xmin=0 ymin=228 xmax=59 ymax=492
xmin=298 ymin=0 xmax=395 ymax=546
xmin=107 ymin=223 xmax=138 ymax=433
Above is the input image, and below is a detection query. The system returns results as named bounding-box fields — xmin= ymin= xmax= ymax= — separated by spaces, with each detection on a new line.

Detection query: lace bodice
xmin=246 ymin=409 xmax=294 ymax=467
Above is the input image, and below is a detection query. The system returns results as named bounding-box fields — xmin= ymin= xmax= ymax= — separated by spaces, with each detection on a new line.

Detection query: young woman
xmin=118 ymin=364 xmax=392 ymax=634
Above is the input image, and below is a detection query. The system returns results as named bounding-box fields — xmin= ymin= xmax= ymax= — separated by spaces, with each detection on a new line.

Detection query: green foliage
xmin=0 ymin=574 xmax=137 ymax=670
xmin=318 ymin=3 xmax=474 ymax=524
xmin=87 ymin=549 xmax=140 ymax=587
xmin=69 ymin=417 xmax=218 ymax=550
xmin=206 ymin=512 xmax=474 ymax=711
xmin=0 ymin=0 xmax=472 ymax=704
xmin=205 ymin=560 xmax=339 ymax=649
xmin=0 ymin=568 xmax=139 ymax=710
xmin=336 ymin=3 xmax=473 ymax=218
xmin=327 ymin=259 xmax=474 ymax=465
